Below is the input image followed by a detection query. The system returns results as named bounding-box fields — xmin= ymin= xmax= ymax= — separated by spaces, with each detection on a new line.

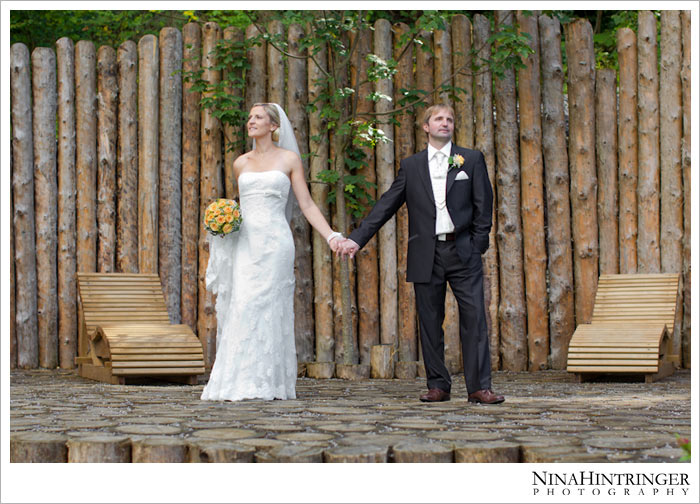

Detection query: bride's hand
xmin=328 ymin=236 xmax=344 ymax=253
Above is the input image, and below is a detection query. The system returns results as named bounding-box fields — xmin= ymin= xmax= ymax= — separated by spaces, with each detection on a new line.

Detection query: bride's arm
xmin=288 ymin=153 xmax=342 ymax=249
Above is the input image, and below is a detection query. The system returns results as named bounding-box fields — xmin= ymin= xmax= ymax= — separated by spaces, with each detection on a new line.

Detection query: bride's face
xmin=247 ymin=106 xmax=277 ymax=139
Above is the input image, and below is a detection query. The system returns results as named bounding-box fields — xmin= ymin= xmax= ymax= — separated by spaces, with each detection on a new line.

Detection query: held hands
xmin=326 ymin=232 xmax=359 ymax=259
xmin=336 ymin=238 xmax=359 ymax=259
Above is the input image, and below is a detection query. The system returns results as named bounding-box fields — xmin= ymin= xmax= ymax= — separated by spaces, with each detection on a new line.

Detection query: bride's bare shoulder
xmin=233 ymin=152 xmax=252 ymax=176
xmin=234 ymin=151 xmax=252 ymax=166
xmin=278 ymin=148 xmax=301 ymax=164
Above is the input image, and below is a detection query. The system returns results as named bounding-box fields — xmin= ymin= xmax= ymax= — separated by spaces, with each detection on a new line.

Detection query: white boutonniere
xmin=448 ymin=154 xmax=464 ymax=170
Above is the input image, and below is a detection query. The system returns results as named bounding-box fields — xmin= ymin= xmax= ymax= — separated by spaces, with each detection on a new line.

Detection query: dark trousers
xmin=413 ymin=240 xmax=492 ymax=394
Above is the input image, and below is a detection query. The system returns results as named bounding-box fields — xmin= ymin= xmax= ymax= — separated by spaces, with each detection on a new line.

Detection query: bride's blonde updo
xmin=253 ymin=102 xmax=281 ymax=142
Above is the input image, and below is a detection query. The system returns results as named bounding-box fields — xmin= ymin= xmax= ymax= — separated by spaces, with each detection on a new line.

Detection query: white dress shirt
xmin=427 ymin=141 xmax=455 ymax=236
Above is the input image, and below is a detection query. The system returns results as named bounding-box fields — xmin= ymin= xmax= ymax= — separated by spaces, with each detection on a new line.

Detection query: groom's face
xmin=422 ymin=108 xmax=454 ymax=142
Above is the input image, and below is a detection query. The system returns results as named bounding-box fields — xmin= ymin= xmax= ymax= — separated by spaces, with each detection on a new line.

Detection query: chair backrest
xmin=77 ymin=273 xmax=171 ymax=337
xmin=591 ymin=273 xmax=680 ymax=332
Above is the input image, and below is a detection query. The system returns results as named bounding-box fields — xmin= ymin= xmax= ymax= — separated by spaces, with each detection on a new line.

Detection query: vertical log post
xmin=351 ymin=28 xmax=379 ymax=365
xmin=538 ymin=15 xmax=575 ymax=369
xmin=473 ymin=14 xmax=500 ymax=371
xmin=32 ymin=46 xmax=59 ymax=368
xmin=75 ymin=40 xmax=97 ymax=361
xmin=517 ymin=11 xmax=548 ymax=371
xmin=75 ymin=40 xmax=97 ymax=275
xmin=330 ymin=37 xmax=359 ymax=365
xmin=433 ymin=27 xmax=452 ymax=107
xmin=11 ymin=43 xmax=38 ymax=369
xmin=374 ymin=19 xmax=398 ymax=361
xmin=137 ymin=35 xmax=159 ymax=274
xmin=565 ymin=19 xmax=598 ymax=325
xmin=96 ymin=46 xmax=118 ymax=274
xmin=56 ymin=37 xmax=77 ymax=368
xmin=494 ymin=11 xmax=526 ymax=371
xmin=637 ymin=11 xmax=661 ymax=273
xmin=414 ymin=30 xmax=434 ymax=152
xmin=223 ymin=26 xmax=244 ymax=199
xmin=244 ymin=24 xmax=266 ymax=151
xmin=595 ymin=69 xmax=619 ymax=275
xmin=116 ymin=40 xmax=139 ymax=274
xmin=159 ymin=27 xmax=183 ymax=323
xmin=198 ymin=22 xmax=223 ymax=368
xmin=307 ymin=40 xmax=334 ymax=364
xmin=680 ymin=11 xmax=691 ymax=368
xmin=617 ymin=28 xmax=638 ymax=274
xmin=11 ymin=187 xmax=17 ymax=368
xmin=659 ymin=11 xmax=683 ymax=365
xmin=434 ymin=26 xmax=461 ymax=374
xmin=287 ymin=23 xmax=314 ymax=364
xmin=393 ymin=23 xmax=418 ymax=373
xmin=181 ymin=23 xmax=201 ymax=331
xmin=266 ymin=20 xmax=285 ymax=106
xmin=452 ymin=14 xmax=474 ymax=148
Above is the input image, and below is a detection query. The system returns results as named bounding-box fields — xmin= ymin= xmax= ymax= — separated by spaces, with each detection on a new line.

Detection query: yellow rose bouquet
xmin=203 ymin=198 xmax=242 ymax=237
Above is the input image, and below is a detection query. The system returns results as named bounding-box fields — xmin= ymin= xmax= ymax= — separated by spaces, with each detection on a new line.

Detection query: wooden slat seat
xmin=566 ymin=273 xmax=680 ymax=382
xmin=76 ymin=273 xmax=205 ymax=385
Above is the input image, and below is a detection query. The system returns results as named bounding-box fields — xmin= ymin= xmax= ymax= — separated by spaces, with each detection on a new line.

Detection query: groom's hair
xmin=422 ymin=104 xmax=455 ymax=125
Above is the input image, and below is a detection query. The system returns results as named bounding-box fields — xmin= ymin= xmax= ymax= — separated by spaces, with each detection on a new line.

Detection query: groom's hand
xmin=338 ymin=239 xmax=360 ymax=259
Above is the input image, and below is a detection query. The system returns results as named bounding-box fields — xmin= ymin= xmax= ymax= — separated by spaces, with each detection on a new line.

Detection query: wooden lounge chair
xmin=76 ymin=273 xmax=205 ymax=385
xmin=566 ymin=273 xmax=681 ymax=383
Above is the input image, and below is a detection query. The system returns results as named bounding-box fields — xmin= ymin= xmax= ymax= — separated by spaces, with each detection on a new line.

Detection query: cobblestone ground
xmin=9 ymin=369 xmax=691 ymax=463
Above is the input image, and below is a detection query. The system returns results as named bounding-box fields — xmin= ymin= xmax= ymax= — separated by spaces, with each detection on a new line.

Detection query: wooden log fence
xmin=565 ymin=18 xmax=598 ymax=325
xmin=538 ymin=14 xmax=574 ymax=370
xmin=56 ymin=37 xmax=77 ymax=369
xmin=473 ymin=13 xmax=500 ymax=371
xmin=32 ymin=46 xmax=59 ymax=369
xmin=10 ymin=12 xmax=692 ymax=372
xmin=680 ymin=11 xmax=691 ymax=368
xmin=494 ymin=11 xmax=526 ymax=371
xmin=517 ymin=11 xmax=548 ymax=371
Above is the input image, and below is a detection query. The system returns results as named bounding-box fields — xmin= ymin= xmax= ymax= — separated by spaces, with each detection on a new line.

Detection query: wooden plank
xmin=110 ymin=344 xmax=203 ymax=350
xmin=567 ymin=365 xmax=657 ymax=372
xmin=568 ymin=345 xmax=658 ymax=350
xmin=113 ymin=367 xmax=205 ymax=375
xmin=79 ymin=281 xmax=163 ymax=286
xmin=78 ymin=362 xmax=123 ymax=384
xmin=111 ymin=347 xmax=203 ymax=354
xmin=100 ymin=325 xmax=191 ymax=332
xmin=112 ymin=353 xmax=203 ymax=360
xmin=107 ymin=335 xmax=199 ymax=341
xmin=568 ymin=359 xmax=658 ymax=366
xmin=82 ymin=295 xmax=166 ymax=300
xmin=568 ymin=352 xmax=657 ymax=358
xmin=569 ymin=341 xmax=659 ymax=347
xmin=112 ymin=360 xmax=204 ymax=368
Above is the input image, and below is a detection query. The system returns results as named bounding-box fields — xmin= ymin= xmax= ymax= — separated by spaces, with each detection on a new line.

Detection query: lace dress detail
xmin=201 ymin=170 xmax=297 ymax=401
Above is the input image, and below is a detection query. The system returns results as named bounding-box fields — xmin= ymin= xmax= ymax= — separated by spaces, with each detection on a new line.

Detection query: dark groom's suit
xmin=349 ymin=144 xmax=494 ymax=394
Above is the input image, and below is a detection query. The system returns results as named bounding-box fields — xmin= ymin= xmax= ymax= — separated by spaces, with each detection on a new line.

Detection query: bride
xmin=201 ymin=103 xmax=344 ymax=401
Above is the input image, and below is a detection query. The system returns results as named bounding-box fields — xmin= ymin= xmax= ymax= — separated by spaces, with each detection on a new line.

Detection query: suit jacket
xmin=348 ymin=145 xmax=493 ymax=283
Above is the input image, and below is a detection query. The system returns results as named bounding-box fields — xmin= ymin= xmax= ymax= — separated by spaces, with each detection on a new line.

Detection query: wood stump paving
xmin=324 ymin=444 xmax=388 ymax=462
xmin=9 ymin=369 xmax=691 ymax=462
xmin=10 ymin=432 xmax=68 ymax=462
xmin=67 ymin=434 xmax=131 ymax=462
xmin=454 ymin=441 xmax=521 ymax=463
xmin=186 ymin=440 xmax=255 ymax=462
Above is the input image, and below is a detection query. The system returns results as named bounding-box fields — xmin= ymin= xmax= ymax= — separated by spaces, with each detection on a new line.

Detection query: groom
xmin=339 ymin=104 xmax=504 ymax=404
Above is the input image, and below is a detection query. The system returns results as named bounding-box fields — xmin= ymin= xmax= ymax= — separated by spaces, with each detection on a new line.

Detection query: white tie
xmin=433 ymin=151 xmax=447 ymax=179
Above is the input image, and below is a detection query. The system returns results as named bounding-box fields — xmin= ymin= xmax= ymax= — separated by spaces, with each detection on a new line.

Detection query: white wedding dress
xmin=201 ymin=170 xmax=297 ymax=401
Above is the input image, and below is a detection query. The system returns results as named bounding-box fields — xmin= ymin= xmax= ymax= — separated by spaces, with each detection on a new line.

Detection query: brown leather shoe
xmin=420 ymin=388 xmax=451 ymax=402
xmin=468 ymin=389 xmax=505 ymax=404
